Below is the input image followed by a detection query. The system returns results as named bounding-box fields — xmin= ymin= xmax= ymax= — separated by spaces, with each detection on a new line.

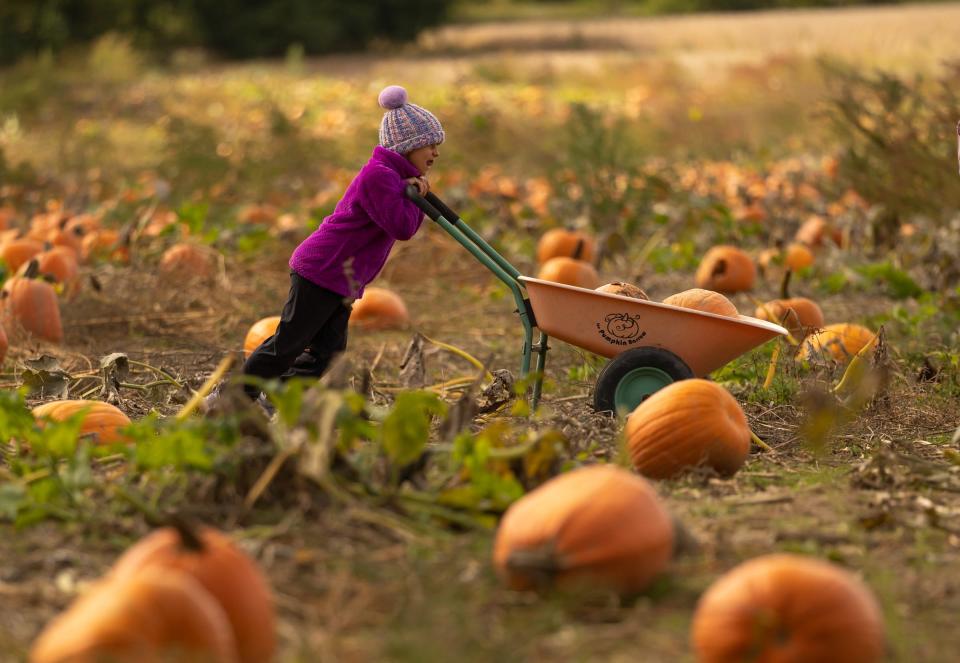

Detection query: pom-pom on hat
xmin=378 ymin=85 xmax=445 ymax=154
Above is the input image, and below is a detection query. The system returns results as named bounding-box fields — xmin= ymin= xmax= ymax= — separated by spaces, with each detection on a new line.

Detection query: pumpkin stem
xmin=779 ymin=269 xmax=792 ymax=299
xmin=169 ymin=514 xmax=206 ymax=553
xmin=23 ymin=259 xmax=40 ymax=279
xmin=710 ymin=258 xmax=727 ymax=277
xmin=572 ymin=238 xmax=585 ymax=260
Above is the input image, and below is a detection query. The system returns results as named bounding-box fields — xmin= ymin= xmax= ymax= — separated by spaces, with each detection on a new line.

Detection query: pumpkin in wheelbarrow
xmin=595 ymin=281 xmax=649 ymax=300
xmin=662 ymin=288 xmax=738 ymax=317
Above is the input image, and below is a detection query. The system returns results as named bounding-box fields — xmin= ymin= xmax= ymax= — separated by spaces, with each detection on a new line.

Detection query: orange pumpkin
xmin=691 ymin=554 xmax=885 ymax=663
xmin=159 ymin=243 xmax=216 ymax=280
xmin=1 ymin=272 xmax=63 ymax=343
xmin=0 ymin=321 xmax=7 ymax=365
xmin=536 ymin=228 xmax=596 ymax=264
xmin=662 ymin=288 xmax=739 ymax=318
xmin=796 ymin=215 xmax=842 ymax=248
xmin=243 ymin=316 xmax=281 ymax=358
xmin=48 ymin=227 xmax=84 ymax=259
xmin=537 ymin=257 xmax=601 ymax=289
xmin=110 ymin=525 xmax=276 ymax=663
xmin=64 ymin=213 xmax=101 ymax=237
xmin=33 ymin=246 xmax=80 ymax=289
xmin=32 ymin=400 xmax=132 ymax=445
xmin=754 ymin=298 xmax=824 ymax=337
xmin=349 ymin=287 xmax=409 ymax=330
xmin=694 ymin=245 xmax=756 ymax=293
xmin=82 ymin=229 xmax=127 ymax=262
xmin=783 ymin=242 xmax=814 ymax=271
xmin=796 ymin=323 xmax=875 ymax=363
xmin=0 ymin=238 xmax=44 ymax=273
xmin=625 ymin=379 xmax=751 ymax=479
xmin=30 ymin=568 xmax=239 ymax=663
xmin=595 ymin=281 xmax=649 ymax=300
xmin=493 ymin=465 xmax=674 ymax=593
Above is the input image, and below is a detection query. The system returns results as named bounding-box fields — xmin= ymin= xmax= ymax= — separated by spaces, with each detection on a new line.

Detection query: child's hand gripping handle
xmin=405 ymin=184 xmax=445 ymax=222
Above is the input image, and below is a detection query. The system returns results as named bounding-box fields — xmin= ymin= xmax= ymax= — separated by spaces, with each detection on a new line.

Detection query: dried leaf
xmin=399 ymin=333 xmax=426 ymax=388
xmin=20 ymin=356 xmax=71 ymax=399
xmin=477 ymin=369 xmax=514 ymax=414
xmin=99 ymin=352 xmax=130 ymax=403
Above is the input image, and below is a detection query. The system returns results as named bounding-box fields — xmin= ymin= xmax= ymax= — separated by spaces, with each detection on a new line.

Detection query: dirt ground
xmin=2 ymin=219 xmax=959 ymax=662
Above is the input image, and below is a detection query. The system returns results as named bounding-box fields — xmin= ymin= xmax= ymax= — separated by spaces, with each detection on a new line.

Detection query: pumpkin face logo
xmin=596 ymin=312 xmax=647 ymax=346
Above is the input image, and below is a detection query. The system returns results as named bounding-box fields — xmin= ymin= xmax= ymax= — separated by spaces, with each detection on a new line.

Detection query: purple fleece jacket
xmin=289 ymin=146 xmax=424 ymax=298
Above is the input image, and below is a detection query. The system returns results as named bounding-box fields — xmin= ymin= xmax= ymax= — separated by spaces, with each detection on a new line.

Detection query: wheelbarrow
xmin=405 ymin=187 xmax=788 ymax=415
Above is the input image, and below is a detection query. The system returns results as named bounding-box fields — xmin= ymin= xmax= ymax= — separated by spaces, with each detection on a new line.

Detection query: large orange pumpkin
xmin=243 ymin=316 xmax=281 ymax=357
xmin=0 ymin=238 xmax=44 ymax=273
xmin=691 ymin=554 xmax=885 ymax=663
xmin=796 ymin=323 xmax=874 ymax=363
xmin=110 ymin=525 xmax=276 ymax=663
xmin=695 ymin=246 xmax=756 ymax=293
xmin=754 ymin=298 xmax=824 ymax=337
xmin=1 ymin=272 xmax=63 ymax=343
xmin=595 ymin=281 xmax=649 ymax=300
xmin=30 ymin=568 xmax=239 ymax=663
xmin=536 ymin=228 xmax=596 ymax=264
xmin=159 ymin=243 xmax=216 ymax=280
xmin=493 ymin=465 xmax=674 ymax=594
xmin=32 ymin=400 xmax=132 ymax=445
xmin=537 ymin=256 xmax=601 ymax=289
xmin=625 ymin=379 xmax=750 ymax=479
xmin=662 ymin=288 xmax=739 ymax=318
xmin=349 ymin=287 xmax=409 ymax=330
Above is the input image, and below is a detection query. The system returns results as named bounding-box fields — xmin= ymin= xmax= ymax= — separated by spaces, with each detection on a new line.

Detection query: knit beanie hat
xmin=378 ymin=85 xmax=445 ymax=154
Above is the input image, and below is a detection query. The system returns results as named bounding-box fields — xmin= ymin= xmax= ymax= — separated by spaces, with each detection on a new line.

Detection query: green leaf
xmin=0 ymin=482 xmax=26 ymax=521
xmin=853 ymin=262 xmax=923 ymax=299
xmin=381 ymin=391 xmax=447 ymax=467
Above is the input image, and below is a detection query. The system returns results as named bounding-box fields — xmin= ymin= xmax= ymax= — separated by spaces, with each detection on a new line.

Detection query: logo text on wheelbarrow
xmin=597 ymin=312 xmax=647 ymax=346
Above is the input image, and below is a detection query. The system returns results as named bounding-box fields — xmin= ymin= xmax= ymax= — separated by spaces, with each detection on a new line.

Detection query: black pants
xmin=242 ymin=271 xmax=352 ymax=399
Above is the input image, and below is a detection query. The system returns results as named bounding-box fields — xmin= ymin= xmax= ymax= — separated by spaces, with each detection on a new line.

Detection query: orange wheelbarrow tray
xmin=406 ymin=187 xmax=788 ymax=414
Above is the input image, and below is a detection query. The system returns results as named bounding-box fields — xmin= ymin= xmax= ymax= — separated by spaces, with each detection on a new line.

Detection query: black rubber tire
xmin=592 ymin=346 xmax=694 ymax=414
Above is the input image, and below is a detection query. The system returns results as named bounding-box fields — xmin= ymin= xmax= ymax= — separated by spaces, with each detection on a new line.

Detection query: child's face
xmin=406 ymin=144 xmax=439 ymax=175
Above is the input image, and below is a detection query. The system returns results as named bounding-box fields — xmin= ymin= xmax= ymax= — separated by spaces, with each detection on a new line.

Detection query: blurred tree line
xmin=0 ymin=0 xmax=453 ymax=65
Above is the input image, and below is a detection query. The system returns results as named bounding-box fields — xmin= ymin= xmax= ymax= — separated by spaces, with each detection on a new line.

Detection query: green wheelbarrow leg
xmin=405 ymin=187 xmax=548 ymax=414
xmin=530 ymin=331 xmax=549 ymax=411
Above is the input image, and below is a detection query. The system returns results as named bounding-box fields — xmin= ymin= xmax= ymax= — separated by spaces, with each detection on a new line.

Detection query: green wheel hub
xmin=613 ymin=366 xmax=674 ymax=414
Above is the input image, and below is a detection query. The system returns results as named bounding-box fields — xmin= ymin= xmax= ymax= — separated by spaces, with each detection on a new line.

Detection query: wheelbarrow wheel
xmin=593 ymin=347 xmax=693 ymax=415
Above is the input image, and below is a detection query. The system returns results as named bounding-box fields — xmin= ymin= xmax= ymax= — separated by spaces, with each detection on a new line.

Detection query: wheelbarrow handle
xmin=424 ymin=192 xmax=460 ymax=223
xmin=405 ymin=184 xmax=444 ymax=222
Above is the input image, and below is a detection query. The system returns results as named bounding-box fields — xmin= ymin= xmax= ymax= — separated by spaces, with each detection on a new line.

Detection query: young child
xmin=224 ymin=85 xmax=443 ymax=407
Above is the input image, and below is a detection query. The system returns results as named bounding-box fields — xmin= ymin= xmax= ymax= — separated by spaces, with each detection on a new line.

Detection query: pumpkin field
xmin=2 ymin=4 xmax=960 ymax=661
